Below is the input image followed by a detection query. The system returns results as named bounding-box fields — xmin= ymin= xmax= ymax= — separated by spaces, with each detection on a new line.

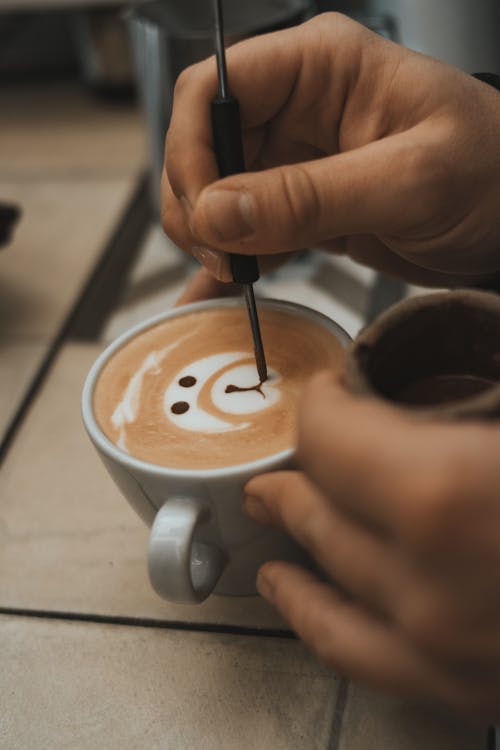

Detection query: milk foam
xmin=94 ymin=306 xmax=345 ymax=469
xmin=110 ymin=340 xmax=184 ymax=450
xmin=112 ymin=347 xmax=282 ymax=451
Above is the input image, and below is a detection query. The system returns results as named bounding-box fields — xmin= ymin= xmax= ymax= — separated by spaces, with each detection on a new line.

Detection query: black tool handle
xmin=211 ymin=95 xmax=259 ymax=284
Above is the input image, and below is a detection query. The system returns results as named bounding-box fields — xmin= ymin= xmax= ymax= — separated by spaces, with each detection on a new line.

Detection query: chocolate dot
xmin=179 ymin=376 xmax=197 ymax=388
xmin=171 ymin=401 xmax=190 ymax=415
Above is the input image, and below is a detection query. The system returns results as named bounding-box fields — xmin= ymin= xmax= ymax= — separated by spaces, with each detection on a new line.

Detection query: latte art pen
xmin=211 ymin=0 xmax=268 ymax=383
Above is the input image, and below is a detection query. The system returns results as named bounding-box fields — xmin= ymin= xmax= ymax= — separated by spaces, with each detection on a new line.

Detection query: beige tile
xmin=101 ymin=225 xmax=193 ymax=342
xmin=125 ymin=225 xmax=188 ymax=287
xmin=0 ymin=84 xmax=146 ymax=179
xmin=1 ymin=614 xmax=338 ymax=750
xmin=0 ymin=338 xmax=47 ymax=442
xmin=0 ymin=178 xmax=136 ymax=338
xmin=259 ymin=277 xmax=363 ymax=340
xmin=101 ymin=277 xmax=191 ymax=342
xmin=0 ymin=343 xmax=288 ymax=629
xmin=338 ymin=683 xmax=487 ymax=750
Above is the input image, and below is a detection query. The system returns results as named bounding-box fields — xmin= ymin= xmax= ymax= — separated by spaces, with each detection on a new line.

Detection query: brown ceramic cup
xmin=343 ymin=289 xmax=500 ymax=420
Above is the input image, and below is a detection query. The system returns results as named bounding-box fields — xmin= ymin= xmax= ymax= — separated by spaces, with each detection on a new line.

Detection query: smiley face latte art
xmin=93 ymin=307 xmax=344 ymax=469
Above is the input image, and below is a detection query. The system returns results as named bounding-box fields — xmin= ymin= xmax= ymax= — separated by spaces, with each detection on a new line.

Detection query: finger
xmin=174 ymin=252 xmax=295 ymax=305
xmin=165 ymin=23 xmax=307 ymax=206
xmin=161 ymin=170 xmax=232 ymax=282
xmin=166 ymin=15 xmax=380 ymax=211
xmin=162 ymin=167 xmax=294 ymax=279
xmin=161 ymin=169 xmax=193 ymax=253
xmin=325 ymin=236 xmax=492 ymax=288
xmin=257 ymin=562 xmax=458 ymax=702
xmin=175 ymin=268 xmax=241 ymax=307
xmin=297 ymin=373 xmax=452 ymax=534
xmin=244 ymin=471 xmax=406 ymax=615
xmin=189 ymin=126 xmax=442 ymax=255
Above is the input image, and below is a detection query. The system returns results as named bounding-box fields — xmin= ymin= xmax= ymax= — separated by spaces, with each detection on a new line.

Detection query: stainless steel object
xmin=211 ymin=0 xmax=267 ymax=382
xmin=243 ymin=284 xmax=268 ymax=383
xmin=126 ymin=0 xmax=312 ymax=213
xmin=369 ymin=0 xmax=500 ymax=72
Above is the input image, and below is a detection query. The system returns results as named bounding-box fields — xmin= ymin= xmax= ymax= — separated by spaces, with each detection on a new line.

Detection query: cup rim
xmin=82 ymin=296 xmax=351 ymax=479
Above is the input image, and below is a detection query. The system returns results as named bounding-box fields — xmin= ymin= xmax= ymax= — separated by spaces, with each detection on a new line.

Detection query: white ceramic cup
xmin=82 ymin=298 xmax=350 ymax=604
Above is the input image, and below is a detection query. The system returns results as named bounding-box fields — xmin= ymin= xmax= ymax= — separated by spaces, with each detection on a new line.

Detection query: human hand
xmin=162 ymin=13 xmax=500 ymax=288
xmin=245 ymin=374 xmax=500 ymax=720
xmin=174 ymin=251 xmax=292 ymax=306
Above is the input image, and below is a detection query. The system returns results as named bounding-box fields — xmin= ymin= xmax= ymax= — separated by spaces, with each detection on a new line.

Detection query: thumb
xmin=190 ymin=131 xmax=433 ymax=254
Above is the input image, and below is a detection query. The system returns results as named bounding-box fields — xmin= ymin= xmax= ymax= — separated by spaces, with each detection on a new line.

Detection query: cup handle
xmin=147 ymin=498 xmax=226 ymax=604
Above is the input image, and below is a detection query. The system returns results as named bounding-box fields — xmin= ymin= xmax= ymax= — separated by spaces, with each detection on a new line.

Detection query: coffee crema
xmin=93 ymin=306 xmax=344 ymax=469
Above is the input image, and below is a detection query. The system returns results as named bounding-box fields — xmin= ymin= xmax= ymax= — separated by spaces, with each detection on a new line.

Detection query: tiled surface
xmin=0 ymin=614 xmax=338 ymax=750
xmin=0 ymin=84 xmax=146 ymax=179
xmin=0 ymin=81 xmax=145 ymax=447
xmin=1 ymin=179 xmax=137 ymax=338
xmin=103 ymin=236 xmax=366 ymax=345
xmin=0 ymin=343 xmax=287 ymax=629
xmin=0 ymin=339 xmax=46 ymax=442
xmin=102 ymin=225 xmax=193 ymax=342
xmin=339 ymin=683 xmax=487 ymax=749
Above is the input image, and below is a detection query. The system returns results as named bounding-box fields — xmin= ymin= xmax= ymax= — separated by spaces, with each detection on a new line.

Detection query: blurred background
xmin=3 ymin=0 xmax=500 ymax=334
xmin=2 ymin=0 xmax=500 ymax=344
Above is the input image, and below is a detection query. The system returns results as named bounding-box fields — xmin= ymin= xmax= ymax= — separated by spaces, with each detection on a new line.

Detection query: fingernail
xmin=191 ymin=246 xmax=232 ymax=282
xmin=244 ymin=494 xmax=271 ymax=525
xmin=203 ymin=190 xmax=256 ymax=242
xmin=257 ymin=567 xmax=276 ymax=601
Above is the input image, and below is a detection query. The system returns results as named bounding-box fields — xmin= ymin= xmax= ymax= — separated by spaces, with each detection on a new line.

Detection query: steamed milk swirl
xmin=94 ymin=307 xmax=344 ymax=469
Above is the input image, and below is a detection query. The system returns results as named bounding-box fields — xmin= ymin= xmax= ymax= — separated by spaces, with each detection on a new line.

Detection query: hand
xmin=245 ymin=373 xmax=500 ymax=720
xmin=175 ymin=267 xmax=239 ymax=307
xmin=162 ymin=13 xmax=500 ymax=287
xmin=175 ymin=251 xmax=293 ymax=306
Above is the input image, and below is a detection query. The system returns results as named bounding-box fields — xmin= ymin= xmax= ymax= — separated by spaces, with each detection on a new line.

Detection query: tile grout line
xmin=0 ymin=173 xmax=150 ymax=469
xmin=327 ymin=678 xmax=349 ymax=750
xmin=0 ymin=606 xmax=296 ymax=640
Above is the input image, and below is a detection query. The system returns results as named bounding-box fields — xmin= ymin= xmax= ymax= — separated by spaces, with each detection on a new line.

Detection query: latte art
xmin=94 ymin=306 xmax=345 ymax=469
xmin=163 ymin=353 xmax=280 ymax=433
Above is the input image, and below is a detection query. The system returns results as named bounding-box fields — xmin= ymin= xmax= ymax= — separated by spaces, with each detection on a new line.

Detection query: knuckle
xmin=403 ymin=137 xmax=455 ymax=222
xmin=269 ymin=473 xmax=323 ymax=548
xmin=173 ymin=64 xmax=198 ymax=98
xmin=264 ymin=472 xmax=303 ymax=524
xmin=420 ymin=155 xmax=452 ymax=211
xmin=160 ymin=203 xmax=188 ymax=252
xmin=309 ymin=11 xmax=357 ymax=35
xmin=279 ymin=166 xmax=321 ymax=237
xmin=398 ymin=591 xmax=454 ymax=653
xmin=298 ymin=509 xmax=324 ymax=551
xmin=160 ymin=190 xmax=173 ymax=235
xmin=399 ymin=463 xmax=469 ymax=551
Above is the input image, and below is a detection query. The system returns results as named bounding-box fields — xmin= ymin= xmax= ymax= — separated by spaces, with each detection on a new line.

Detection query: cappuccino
xmin=93 ymin=305 xmax=344 ymax=469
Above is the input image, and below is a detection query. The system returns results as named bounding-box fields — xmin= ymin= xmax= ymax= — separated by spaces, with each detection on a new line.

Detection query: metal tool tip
xmin=256 ymin=355 xmax=267 ymax=384
xmin=243 ymin=284 xmax=268 ymax=383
